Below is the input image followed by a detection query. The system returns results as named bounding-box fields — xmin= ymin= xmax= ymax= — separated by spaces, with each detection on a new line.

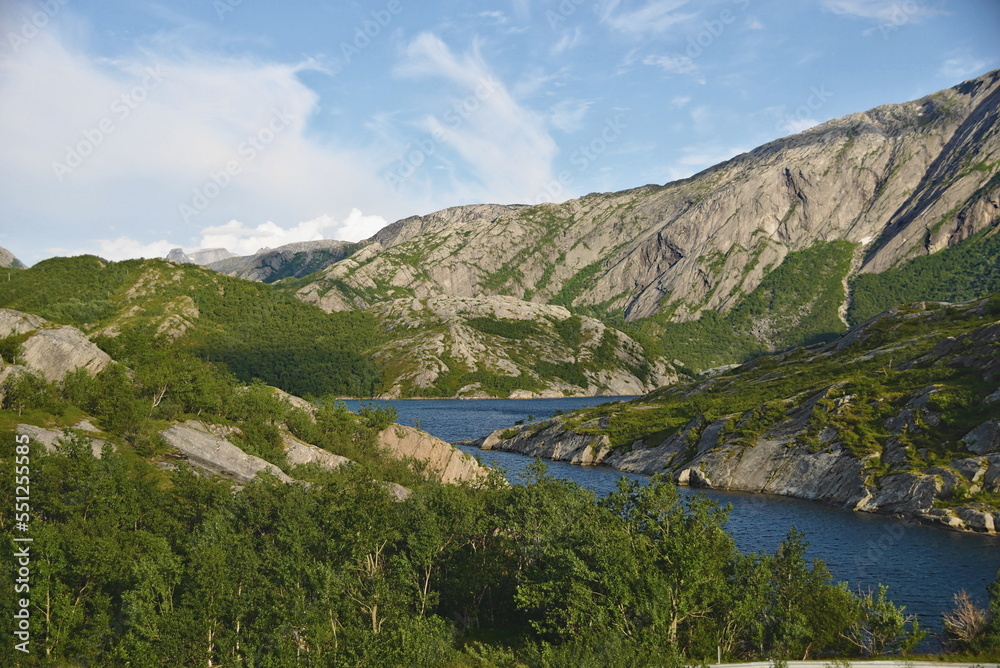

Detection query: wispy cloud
xmin=551 ymin=28 xmax=584 ymax=56
xmin=822 ymin=0 xmax=942 ymax=22
xmin=938 ymin=52 xmax=988 ymax=81
xmin=550 ymin=99 xmax=594 ymax=133
xmin=394 ymin=33 xmax=557 ymax=202
xmin=601 ymin=0 xmax=697 ymax=36
xmin=0 ymin=6 xmax=409 ymax=260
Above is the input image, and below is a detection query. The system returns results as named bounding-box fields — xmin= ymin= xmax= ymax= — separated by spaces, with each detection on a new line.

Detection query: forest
xmin=1 ymin=331 xmax=998 ymax=665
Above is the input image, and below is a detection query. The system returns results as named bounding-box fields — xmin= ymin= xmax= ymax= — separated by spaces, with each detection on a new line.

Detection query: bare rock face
xmin=296 ymin=70 xmax=1000 ymax=328
xmin=282 ymin=433 xmax=350 ymax=470
xmin=377 ymin=424 xmax=491 ymax=484
xmin=166 ymin=248 xmax=235 ymax=265
xmin=0 ymin=246 xmax=25 ymax=269
xmin=161 ymin=421 xmax=294 ymax=485
xmin=0 ymin=309 xmax=112 ymax=381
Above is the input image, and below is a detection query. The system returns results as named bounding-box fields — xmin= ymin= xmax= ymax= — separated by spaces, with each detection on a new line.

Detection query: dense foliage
xmin=2 ymin=427 xmax=952 ymax=666
xmin=848 ymin=229 xmax=1000 ymax=325
xmin=0 ymin=256 xmax=385 ymax=398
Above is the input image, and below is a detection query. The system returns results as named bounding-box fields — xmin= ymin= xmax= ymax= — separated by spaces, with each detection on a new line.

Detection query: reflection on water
xmin=347 ymin=397 xmax=1000 ymax=638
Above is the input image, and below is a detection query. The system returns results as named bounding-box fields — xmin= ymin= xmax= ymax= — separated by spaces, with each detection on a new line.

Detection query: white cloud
xmin=551 ymin=28 xmax=583 ymax=56
xmin=0 ymin=3 xmax=412 ymax=262
xmin=602 ymin=0 xmax=697 ymax=35
xmin=745 ymin=16 xmax=765 ymax=30
xmin=939 ymin=55 xmax=988 ymax=81
xmin=393 ymin=33 xmax=557 ymax=203
xmin=822 ymin=0 xmax=942 ymax=22
xmin=198 ymin=210 xmax=387 ymax=254
xmin=68 ymin=210 xmax=387 ymax=261
xmin=550 ymin=99 xmax=593 ymax=133
xmin=670 ymin=95 xmax=692 ymax=108
xmin=644 ymin=54 xmax=698 ymax=76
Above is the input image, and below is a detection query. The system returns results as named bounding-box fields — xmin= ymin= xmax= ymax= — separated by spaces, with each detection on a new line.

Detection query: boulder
xmin=161 ymin=421 xmax=293 ymax=485
xmin=378 ymin=424 xmax=491 ymax=484
xmin=20 ymin=327 xmax=112 ymax=381
xmin=962 ymin=419 xmax=1000 ymax=455
xmin=282 ymin=433 xmax=350 ymax=470
xmin=955 ymin=506 xmax=996 ymax=533
xmin=0 ymin=309 xmax=111 ymax=382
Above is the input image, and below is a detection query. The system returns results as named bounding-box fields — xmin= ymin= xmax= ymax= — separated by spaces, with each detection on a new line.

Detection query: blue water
xmin=347 ymin=397 xmax=1000 ymax=640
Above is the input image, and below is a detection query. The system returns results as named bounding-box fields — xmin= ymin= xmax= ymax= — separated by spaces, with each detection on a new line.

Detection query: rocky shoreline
xmin=469 ymin=412 xmax=1000 ymax=535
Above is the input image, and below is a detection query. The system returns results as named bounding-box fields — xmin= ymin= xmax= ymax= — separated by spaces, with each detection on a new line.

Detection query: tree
xmin=843 ymin=584 xmax=926 ymax=657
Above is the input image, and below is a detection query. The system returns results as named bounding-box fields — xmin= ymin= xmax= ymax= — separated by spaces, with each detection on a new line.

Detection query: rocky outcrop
xmin=16 ymin=421 xmax=110 ymax=458
xmin=206 ymin=240 xmax=353 ymax=283
xmin=368 ymin=295 xmax=675 ymax=398
xmin=0 ymin=246 xmax=25 ymax=269
xmin=296 ymin=71 xmax=1000 ymax=330
xmin=0 ymin=309 xmax=112 ymax=381
xmin=282 ymin=432 xmax=350 ymax=470
xmin=161 ymin=421 xmax=295 ymax=485
xmin=378 ymin=424 xmax=491 ymax=484
xmin=479 ymin=421 xmax=612 ymax=466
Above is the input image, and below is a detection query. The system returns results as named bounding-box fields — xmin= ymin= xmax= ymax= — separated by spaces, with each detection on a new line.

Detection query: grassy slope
xmin=0 ymin=256 xmax=385 ymax=398
xmin=560 ymin=294 xmax=1000 ymax=492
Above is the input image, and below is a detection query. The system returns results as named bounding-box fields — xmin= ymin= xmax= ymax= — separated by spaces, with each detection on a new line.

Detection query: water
xmin=347 ymin=397 xmax=1000 ymax=640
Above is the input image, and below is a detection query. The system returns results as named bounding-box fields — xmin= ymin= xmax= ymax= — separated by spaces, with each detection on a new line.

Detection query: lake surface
xmin=346 ymin=397 xmax=1000 ymax=641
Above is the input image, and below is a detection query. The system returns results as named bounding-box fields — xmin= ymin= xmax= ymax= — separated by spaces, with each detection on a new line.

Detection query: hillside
xmin=476 ymin=294 xmax=1000 ymax=534
xmin=288 ymin=70 xmax=1000 ymax=373
xmin=2 ymin=305 xmax=974 ymax=664
xmin=0 ymin=256 xmax=672 ymax=398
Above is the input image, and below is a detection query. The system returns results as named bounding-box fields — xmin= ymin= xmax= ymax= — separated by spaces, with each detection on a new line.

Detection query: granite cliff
xmin=297 ymin=72 xmax=1000 ymax=326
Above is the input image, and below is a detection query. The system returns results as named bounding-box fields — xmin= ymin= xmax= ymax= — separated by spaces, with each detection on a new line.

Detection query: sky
xmin=0 ymin=0 xmax=998 ymax=265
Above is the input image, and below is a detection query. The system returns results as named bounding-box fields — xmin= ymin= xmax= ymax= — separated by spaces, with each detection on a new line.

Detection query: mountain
xmin=474 ymin=294 xmax=1000 ymax=534
xmin=289 ymin=70 xmax=1000 ymax=372
xmin=0 ymin=246 xmax=25 ymax=269
xmin=206 ymin=239 xmax=357 ymax=283
xmin=166 ymin=247 xmax=236 ymax=265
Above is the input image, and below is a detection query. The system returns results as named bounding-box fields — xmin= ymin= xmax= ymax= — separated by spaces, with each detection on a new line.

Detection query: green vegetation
xmin=849 ymin=230 xmax=1000 ymax=325
xmin=618 ymin=240 xmax=856 ymax=372
xmin=2 ymin=417 xmax=953 ymax=665
xmin=566 ymin=295 xmax=1000 ymax=469
xmin=0 ymin=256 xmax=386 ymax=398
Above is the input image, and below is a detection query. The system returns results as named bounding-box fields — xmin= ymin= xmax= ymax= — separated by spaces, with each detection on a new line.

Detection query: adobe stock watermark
xmin=778 ymin=85 xmax=833 ymax=135
xmin=6 ymin=0 xmax=70 ymax=53
xmin=383 ymin=75 xmax=501 ymax=191
xmin=51 ymin=66 xmax=166 ymax=182
xmin=872 ymin=0 xmax=924 ymax=40
xmin=532 ymin=114 xmax=628 ymax=205
xmin=12 ymin=433 xmax=33 ymax=654
xmin=681 ymin=0 xmax=751 ymax=62
xmin=545 ymin=0 xmax=592 ymax=29
xmin=179 ymin=108 xmax=295 ymax=222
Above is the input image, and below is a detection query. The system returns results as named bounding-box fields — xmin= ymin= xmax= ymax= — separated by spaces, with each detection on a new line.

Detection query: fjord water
xmin=346 ymin=397 xmax=1000 ymax=638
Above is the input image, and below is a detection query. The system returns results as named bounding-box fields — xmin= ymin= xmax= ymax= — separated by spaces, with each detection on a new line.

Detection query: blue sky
xmin=1 ymin=0 xmax=997 ymax=264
